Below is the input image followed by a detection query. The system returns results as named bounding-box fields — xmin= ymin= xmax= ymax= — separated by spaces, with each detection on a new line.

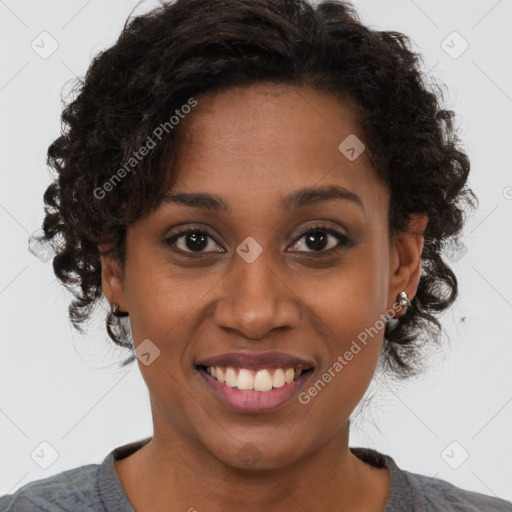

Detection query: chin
xmin=203 ymin=433 xmax=311 ymax=472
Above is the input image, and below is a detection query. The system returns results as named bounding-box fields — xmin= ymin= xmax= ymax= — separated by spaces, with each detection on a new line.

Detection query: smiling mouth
xmin=196 ymin=365 xmax=314 ymax=392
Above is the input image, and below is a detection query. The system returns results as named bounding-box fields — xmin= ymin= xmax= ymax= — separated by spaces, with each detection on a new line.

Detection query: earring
xmin=397 ymin=291 xmax=409 ymax=309
xmin=386 ymin=291 xmax=410 ymax=332
xmin=111 ymin=303 xmax=128 ymax=317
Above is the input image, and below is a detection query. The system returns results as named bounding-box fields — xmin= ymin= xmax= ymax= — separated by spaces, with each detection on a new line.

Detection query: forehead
xmin=169 ymin=83 xmax=389 ymax=219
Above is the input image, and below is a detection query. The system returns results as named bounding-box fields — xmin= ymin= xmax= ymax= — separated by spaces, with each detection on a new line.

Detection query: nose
xmin=213 ymin=250 xmax=300 ymax=340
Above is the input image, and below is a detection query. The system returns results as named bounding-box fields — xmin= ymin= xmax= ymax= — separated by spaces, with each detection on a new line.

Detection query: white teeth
xmin=205 ymin=365 xmax=307 ymax=392
xmin=224 ymin=367 xmax=237 ymax=387
xmin=254 ymin=369 xmax=273 ymax=392
xmin=236 ymin=369 xmax=254 ymax=390
xmin=272 ymin=368 xmax=285 ymax=388
xmin=215 ymin=366 xmax=225 ymax=383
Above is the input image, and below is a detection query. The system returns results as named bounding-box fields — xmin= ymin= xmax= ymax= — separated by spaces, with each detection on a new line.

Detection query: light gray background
xmin=1 ymin=0 xmax=511 ymax=501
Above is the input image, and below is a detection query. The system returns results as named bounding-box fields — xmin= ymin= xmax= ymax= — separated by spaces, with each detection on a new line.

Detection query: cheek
xmin=123 ymin=250 xmax=196 ymax=339
xmin=297 ymin=245 xmax=387 ymax=402
xmin=300 ymin=251 xmax=388 ymax=342
xmin=319 ymin=291 xmax=385 ymax=392
xmin=299 ymin=300 xmax=385 ymax=431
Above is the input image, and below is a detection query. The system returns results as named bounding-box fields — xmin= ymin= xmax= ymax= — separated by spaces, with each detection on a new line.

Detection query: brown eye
xmin=288 ymin=225 xmax=351 ymax=254
xmin=164 ymin=228 xmax=224 ymax=254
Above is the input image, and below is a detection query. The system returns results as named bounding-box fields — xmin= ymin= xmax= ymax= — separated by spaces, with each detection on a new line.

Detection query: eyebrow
xmin=163 ymin=184 xmax=365 ymax=214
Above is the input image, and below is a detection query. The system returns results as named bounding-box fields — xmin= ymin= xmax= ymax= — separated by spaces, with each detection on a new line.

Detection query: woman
xmin=1 ymin=0 xmax=510 ymax=510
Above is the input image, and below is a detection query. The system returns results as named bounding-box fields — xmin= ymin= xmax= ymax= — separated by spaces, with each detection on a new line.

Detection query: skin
xmin=100 ymin=83 xmax=427 ymax=512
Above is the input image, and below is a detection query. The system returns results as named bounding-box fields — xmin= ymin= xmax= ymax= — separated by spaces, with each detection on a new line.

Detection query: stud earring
xmin=397 ymin=291 xmax=409 ymax=309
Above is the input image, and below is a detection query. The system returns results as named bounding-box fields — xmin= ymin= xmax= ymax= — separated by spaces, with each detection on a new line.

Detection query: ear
xmin=387 ymin=213 xmax=428 ymax=317
xmin=98 ymin=244 xmax=128 ymax=311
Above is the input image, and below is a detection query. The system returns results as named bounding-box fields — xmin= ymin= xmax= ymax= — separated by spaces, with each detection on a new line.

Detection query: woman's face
xmin=102 ymin=83 xmax=425 ymax=470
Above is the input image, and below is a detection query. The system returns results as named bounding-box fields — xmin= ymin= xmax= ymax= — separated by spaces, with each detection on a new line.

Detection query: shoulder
xmin=0 ymin=463 xmax=101 ymax=511
xmin=403 ymin=469 xmax=512 ymax=511
xmin=0 ymin=438 xmax=151 ymax=512
xmin=350 ymin=446 xmax=512 ymax=511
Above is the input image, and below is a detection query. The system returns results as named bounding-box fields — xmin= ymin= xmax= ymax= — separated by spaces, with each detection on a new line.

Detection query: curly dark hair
xmin=35 ymin=0 xmax=477 ymax=377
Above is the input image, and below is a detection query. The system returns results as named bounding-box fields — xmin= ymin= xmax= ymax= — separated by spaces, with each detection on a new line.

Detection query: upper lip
xmin=196 ymin=351 xmax=315 ymax=370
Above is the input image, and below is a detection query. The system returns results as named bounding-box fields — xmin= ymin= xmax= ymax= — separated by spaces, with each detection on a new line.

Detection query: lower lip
xmin=197 ymin=367 xmax=313 ymax=413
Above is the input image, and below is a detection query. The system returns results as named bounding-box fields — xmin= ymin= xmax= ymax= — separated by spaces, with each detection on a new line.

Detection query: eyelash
xmin=163 ymin=223 xmax=351 ymax=256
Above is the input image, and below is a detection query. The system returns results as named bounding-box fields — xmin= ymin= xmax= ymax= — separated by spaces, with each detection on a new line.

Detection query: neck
xmin=117 ymin=420 xmax=388 ymax=512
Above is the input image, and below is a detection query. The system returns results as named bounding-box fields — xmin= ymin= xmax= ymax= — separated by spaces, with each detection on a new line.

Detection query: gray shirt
xmin=1 ymin=437 xmax=511 ymax=511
